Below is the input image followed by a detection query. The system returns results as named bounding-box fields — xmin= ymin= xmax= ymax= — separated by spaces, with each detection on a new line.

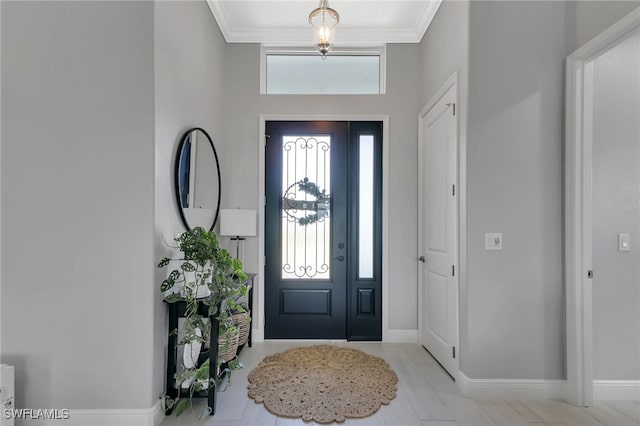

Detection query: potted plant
xmin=158 ymin=227 xmax=248 ymax=416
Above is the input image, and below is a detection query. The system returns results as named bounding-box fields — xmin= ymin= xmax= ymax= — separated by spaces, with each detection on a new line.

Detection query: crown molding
xmin=207 ymin=0 xmax=443 ymax=44
xmin=416 ymin=0 xmax=443 ymax=42
xmin=206 ymin=0 xmax=233 ymax=43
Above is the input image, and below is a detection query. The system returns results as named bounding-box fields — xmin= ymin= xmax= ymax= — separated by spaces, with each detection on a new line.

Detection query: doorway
xmin=565 ymin=8 xmax=640 ymax=406
xmin=264 ymin=121 xmax=383 ymax=340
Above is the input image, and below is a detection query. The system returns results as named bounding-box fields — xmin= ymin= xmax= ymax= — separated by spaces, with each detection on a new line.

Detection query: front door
xmin=265 ymin=121 xmax=382 ymax=340
xmin=419 ymin=81 xmax=458 ymax=376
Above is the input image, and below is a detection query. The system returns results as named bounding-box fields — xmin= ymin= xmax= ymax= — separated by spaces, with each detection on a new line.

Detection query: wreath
xmin=283 ymin=178 xmax=330 ymax=226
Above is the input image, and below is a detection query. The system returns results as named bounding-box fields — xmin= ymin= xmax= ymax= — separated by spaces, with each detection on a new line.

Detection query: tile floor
xmin=160 ymin=341 xmax=640 ymax=426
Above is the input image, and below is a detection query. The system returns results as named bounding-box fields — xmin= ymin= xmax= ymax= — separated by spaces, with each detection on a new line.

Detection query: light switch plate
xmin=485 ymin=233 xmax=503 ymax=250
xmin=618 ymin=233 xmax=631 ymax=251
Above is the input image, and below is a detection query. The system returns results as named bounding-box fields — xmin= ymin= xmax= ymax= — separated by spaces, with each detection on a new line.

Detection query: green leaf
xmin=157 ymin=258 xmax=171 ymax=268
xmin=164 ymin=293 xmax=182 ymax=303
xmin=161 ymin=395 xmax=176 ymax=411
xmin=195 ymin=359 xmax=210 ymax=380
xmin=181 ymin=262 xmax=196 ymax=272
xmin=160 ymin=278 xmax=175 ymax=292
xmin=174 ymin=399 xmax=190 ymax=417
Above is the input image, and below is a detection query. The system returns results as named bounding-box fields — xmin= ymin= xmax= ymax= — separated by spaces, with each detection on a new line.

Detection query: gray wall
xmin=418 ymin=0 xmax=639 ymax=381
xmin=417 ymin=0 xmax=471 ymax=373
xmin=1 ymin=1 xmax=155 ymax=408
xmin=417 ymin=0 xmax=567 ymax=381
xmin=154 ymin=0 xmax=228 ymax=405
xmin=0 ymin=0 xmax=3 ymax=361
xmin=592 ymin=28 xmax=640 ymax=380
xmin=220 ymin=43 xmax=421 ymax=330
xmin=2 ymin=0 xmax=639 ymax=413
xmin=566 ymin=1 xmax=640 ymax=53
xmin=465 ymin=0 xmax=566 ymax=380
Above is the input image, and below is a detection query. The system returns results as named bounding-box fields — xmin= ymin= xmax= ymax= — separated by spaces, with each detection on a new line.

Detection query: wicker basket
xmin=233 ymin=311 xmax=251 ymax=346
xmin=217 ymin=328 xmax=239 ymax=363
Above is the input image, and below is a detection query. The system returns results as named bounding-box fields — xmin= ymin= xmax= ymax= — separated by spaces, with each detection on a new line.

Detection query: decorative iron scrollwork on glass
xmin=281 ymin=136 xmax=331 ymax=280
xmin=283 ymin=178 xmax=330 ymax=226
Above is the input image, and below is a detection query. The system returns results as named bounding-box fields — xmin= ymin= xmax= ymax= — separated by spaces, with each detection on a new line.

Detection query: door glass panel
xmin=358 ymin=135 xmax=375 ymax=279
xmin=281 ymin=135 xmax=331 ymax=279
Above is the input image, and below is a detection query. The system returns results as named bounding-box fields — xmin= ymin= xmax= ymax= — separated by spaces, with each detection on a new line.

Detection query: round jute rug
xmin=247 ymin=345 xmax=398 ymax=423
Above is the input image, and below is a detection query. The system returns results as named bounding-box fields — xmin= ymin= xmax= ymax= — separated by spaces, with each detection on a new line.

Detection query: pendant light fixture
xmin=308 ymin=0 xmax=339 ymax=59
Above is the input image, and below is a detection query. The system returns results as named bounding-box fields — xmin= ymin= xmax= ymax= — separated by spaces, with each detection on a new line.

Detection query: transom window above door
xmin=260 ymin=46 xmax=386 ymax=95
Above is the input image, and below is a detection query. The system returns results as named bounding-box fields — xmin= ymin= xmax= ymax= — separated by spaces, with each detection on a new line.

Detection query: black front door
xmin=265 ymin=121 xmax=382 ymax=340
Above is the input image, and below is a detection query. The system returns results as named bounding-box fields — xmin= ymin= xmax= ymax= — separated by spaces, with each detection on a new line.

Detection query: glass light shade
xmin=315 ymin=25 xmax=335 ymax=59
xmin=309 ymin=0 xmax=339 ymax=59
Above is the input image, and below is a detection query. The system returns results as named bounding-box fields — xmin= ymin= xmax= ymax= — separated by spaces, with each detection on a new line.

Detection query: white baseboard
xmin=252 ymin=326 xmax=264 ymax=343
xmin=152 ymin=400 xmax=164 ymax=426
xmin=17 ymin=401 xmax=164 ymax=426
xmin=593 ymin=380 xmax=640 ymax=400
xmin=383 ymin=329 xmax=418 ymax=343
xmin=457 ymin=371 xmax=565 ymax=400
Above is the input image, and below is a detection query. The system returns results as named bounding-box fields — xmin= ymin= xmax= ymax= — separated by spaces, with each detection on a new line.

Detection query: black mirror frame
xmin=174 ymin=127 xmax=221 ymax=232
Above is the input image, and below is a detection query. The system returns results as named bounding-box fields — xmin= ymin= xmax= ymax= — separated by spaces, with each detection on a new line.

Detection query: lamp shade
xmin=219 ymin=209 xmax=257 ymax=237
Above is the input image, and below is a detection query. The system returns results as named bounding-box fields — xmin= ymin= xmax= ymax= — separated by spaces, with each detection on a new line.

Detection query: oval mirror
xmin=174 ymin=127 xmax=221 ymax=231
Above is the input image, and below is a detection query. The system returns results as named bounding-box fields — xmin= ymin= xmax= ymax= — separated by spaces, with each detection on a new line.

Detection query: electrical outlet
xmin=485 ymin=233 xmax=503 ymax=250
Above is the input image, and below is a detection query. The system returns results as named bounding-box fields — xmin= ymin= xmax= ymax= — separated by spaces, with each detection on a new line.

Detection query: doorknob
xmin=418 ymin=256 xmax=426 ymax=263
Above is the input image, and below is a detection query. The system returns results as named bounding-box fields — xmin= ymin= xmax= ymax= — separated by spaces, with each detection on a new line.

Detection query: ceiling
xmin=206 ymin=0 xmax=443 ymax=45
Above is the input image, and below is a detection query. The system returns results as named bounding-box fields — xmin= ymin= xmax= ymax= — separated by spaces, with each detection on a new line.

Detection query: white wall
xmin=154 ymin=0 xmax=227 ymax=404
xmin=591 ymin=28 xmax=640 ymax=380
xmin=220 ymin=43 xmax=421 ymax=331
xmin=1 ymin=1 xmax=155 ymax=408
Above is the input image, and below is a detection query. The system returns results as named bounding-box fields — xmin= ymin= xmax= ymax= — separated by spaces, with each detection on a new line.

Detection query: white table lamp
xmin=219 ymin=209 xmax=257 ymax=260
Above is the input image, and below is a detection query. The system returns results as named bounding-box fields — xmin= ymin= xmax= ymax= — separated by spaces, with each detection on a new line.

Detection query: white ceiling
xmin=207 ymin=0 xmax=443 ymax=45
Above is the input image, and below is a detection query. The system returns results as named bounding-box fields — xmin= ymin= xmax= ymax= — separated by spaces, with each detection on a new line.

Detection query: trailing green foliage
xmin=158 ymin=227 xmax=248 ymax=416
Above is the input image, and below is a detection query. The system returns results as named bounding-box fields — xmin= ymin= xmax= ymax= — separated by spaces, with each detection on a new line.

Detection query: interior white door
xmin=419 ymin=80 xmax=458 ymax=377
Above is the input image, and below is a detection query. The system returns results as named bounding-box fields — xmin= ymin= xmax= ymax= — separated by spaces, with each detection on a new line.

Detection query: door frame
xmin=418 ymin=72 xmax=460 ymax=380
xmin=564 ymin=7 xmax=640 ymax=407
xmin=256 ymin=114 xmax=390 ymax=342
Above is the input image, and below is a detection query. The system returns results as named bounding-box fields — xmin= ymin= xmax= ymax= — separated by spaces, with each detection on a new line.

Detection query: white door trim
xmin=256 ymin=114 xmax=390 ymax=342
xmin=564 ymin=7 xmax=640 ymax=407
xmin=418 ymin=72 xmax=460 ymax=379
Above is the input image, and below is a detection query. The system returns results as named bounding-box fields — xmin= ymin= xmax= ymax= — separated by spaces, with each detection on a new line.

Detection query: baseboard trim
xmin=18 ymin=401 xmax=164 ymax=426
xmin=458 ymin=371 xmax=565 ymax=400
xmin=152 ymin=400 xmax=164 ymax=426
xmin=593 ymin=380 xmax=640 ymax=400
xmin=383 ymin=329 xmax=418 ymax=343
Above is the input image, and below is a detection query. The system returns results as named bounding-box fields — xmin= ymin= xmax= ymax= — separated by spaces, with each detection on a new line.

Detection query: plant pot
xmin=232 ymin=311 xmax=251 ymax=346
xmin=182 ymin=327 xmax=202 ymax=369
xmin=180 ymin=261 xmax=212 ymax=298
xmin=217 ymin=328 xmax=239 ymax=363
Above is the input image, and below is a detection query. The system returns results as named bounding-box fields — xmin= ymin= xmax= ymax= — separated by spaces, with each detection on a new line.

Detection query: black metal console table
xmin=164 ymin=274 xmax=255 ymax=415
